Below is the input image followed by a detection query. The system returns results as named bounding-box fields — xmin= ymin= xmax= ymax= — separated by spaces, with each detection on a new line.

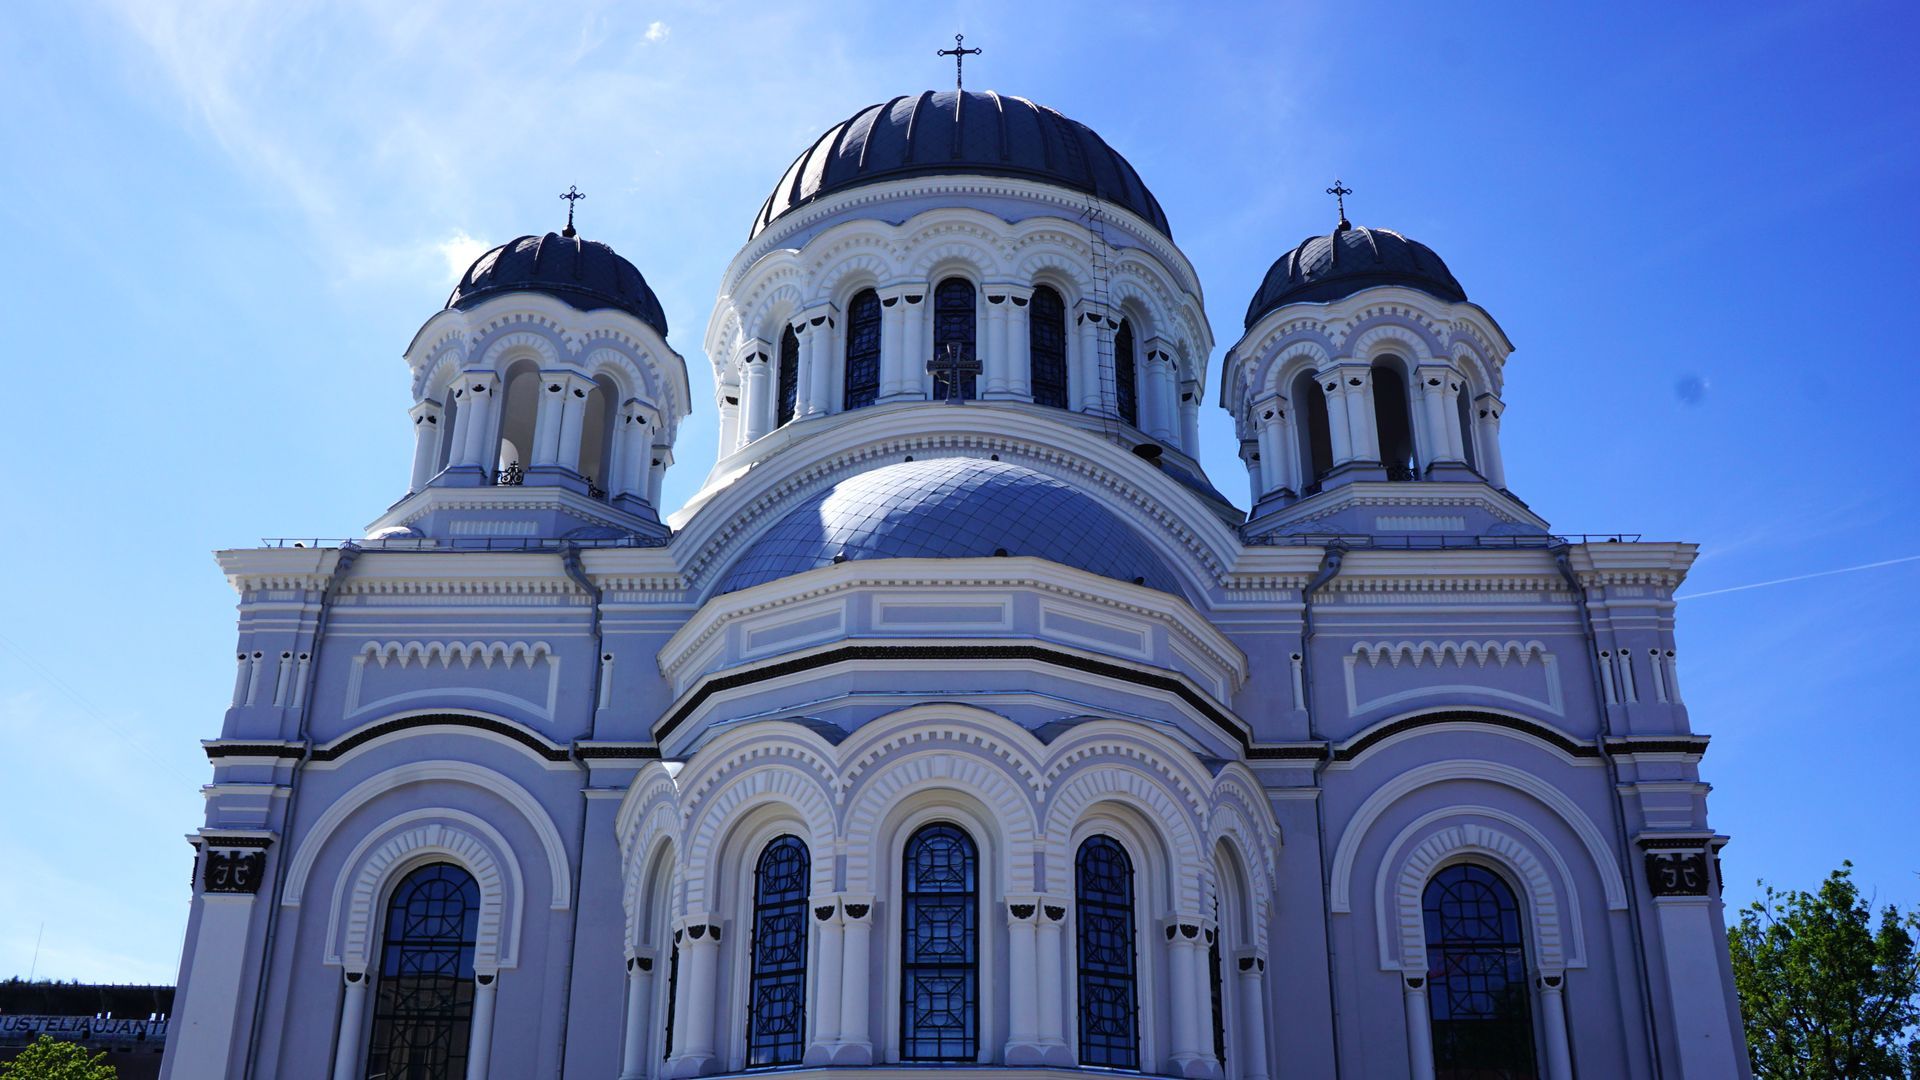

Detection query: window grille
xmin=931 ymin=279 xmax=978 ymax=401
xmin=1028 ymin=286 xmax=1069 ymax=408
xmin=1424 ymin=864 xmax=1538 ymax=1079
xmin=1075 ymin=836 xmax=1139 ymax=1069
xmin=1114 ymin=319 xmax=1139 ymax=427
xmin=844 ymin=290 xmax=882 ymax=410
xmin=365 ymin=864 xmax=479 ymax=1080
xmin=745 ymin=835 xmax=810 ymax=1067
xmin=900 ymin=823 xmax=978 ymax=1061
xmin=777 ymin=326 xmax=800 ymax=427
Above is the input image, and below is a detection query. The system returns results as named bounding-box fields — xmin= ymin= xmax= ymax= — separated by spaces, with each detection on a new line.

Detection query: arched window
xmin=1371 ymin=360 xmax=1417 ymax=481
xmin=844 ymin=289 xmax=882 ymax=411
xmin=1291 ymin=371 xmax=1335 ymax=495
xmin=1029 ymin=286 xmax=1069 ymax=408
xmin=901 ymin=823 xmax=978 ymax=1061
xmin=746 ymin=835 xmax=810 ymax=1067
xmin=1455 ymin=388 xmax=1480 ymax=473
xmin=1114 ymin=319 xmax=1139 ymax=427
xmin=365 ymin=863 xmax=480 ymax=1080
xmin=1209 ymin=894 xmax=1227 ymax=1069
xmin=1075 ymin=836 xmax=1139 ymax=1069
xmin=777 ymin=326 xmax=800 ymax=428
xmin=931 ymin=278 xmax=977 ymax=401
xmin=495 ymin=361 xmax=540 ymax=485
xmin=579 ymin=374 xmax=618 ymax=500
xmin=662 ymin=934 xmax=680 ymax=1061
xmin=1424 ymin=864 xmax=1537 ymax=1078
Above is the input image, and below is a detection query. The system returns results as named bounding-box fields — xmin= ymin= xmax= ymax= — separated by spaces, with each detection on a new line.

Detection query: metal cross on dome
xmin=559 ymin=185 xmax=586 ymax=238
xmin=936 ymin=34 xmax=982 ymax=91
xmin=929 ymin=342 xmax=980 ymax=403
xmin=1326 ymin=179 xmax=1353 ymax=230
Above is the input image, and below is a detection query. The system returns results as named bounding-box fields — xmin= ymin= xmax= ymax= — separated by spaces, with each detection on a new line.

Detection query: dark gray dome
xmin=1244 ymin=225 xmax=1465 ymax=329
xmin=752 ymin=91 xmax=1170 ymax=240
xmin=448 ymin=232 xmax=668 ymax=337
xmin=719 ymin=457 xmax=1181 ymax=596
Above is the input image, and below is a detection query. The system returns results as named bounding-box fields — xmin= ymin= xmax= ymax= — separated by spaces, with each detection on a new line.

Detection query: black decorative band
xmin=654 ymin=643 xmax=1248 ymax=750
xmin=1336 ymin=710 xmax=1599 ymax=762
xmin=204 ymin=743 xmax=305 ymax=761
xmin=312 ymin=713 xmax=569 ymax=763
xmin=575 ymin=744 xmax=663 ymax=760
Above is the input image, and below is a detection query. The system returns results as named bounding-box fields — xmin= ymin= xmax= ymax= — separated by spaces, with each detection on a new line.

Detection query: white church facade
xmin=162 ymin=88 xmax=1751 ymax=1079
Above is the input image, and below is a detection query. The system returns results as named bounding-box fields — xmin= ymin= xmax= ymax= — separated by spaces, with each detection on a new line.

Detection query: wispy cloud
xmin=644 ymin=20 xmax=670 ymax=43
xmin=1677 ymin=554 xmax=1920 ymax=601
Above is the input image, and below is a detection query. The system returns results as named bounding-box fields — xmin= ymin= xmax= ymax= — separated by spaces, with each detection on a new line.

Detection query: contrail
xmin=1676 ymin=554 xmax=1920 ymax=601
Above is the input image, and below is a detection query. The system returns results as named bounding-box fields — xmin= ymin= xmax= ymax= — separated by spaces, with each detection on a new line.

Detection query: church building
xmin=162 ymin=85 xmax=1751 ymax=1080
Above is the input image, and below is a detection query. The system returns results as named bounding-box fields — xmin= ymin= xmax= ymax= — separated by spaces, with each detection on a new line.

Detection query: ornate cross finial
xmin=1326 ymin=179 xmax=1353 ymax=231
xmin=936 ymin=34 xmax=982 ymax=91
xmin=929 ymin=341 xmax=981 ymax=403
xmin=559 ymin=185 xmax=586 ymax=238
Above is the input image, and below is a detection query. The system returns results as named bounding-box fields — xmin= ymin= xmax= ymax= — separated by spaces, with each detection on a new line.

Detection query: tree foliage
xmin=0 ymin=1037 xmax=116 ymax=1080
xmin=1729 ymin=862 xmax=1920 ymax=1078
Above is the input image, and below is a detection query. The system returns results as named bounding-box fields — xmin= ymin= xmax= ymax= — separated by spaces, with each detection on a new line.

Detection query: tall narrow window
xmin=1209 ymin=894 xmax=1227 ymax=1069
xmin=1455 ymin=388 xmax=1479 ymax=472
xmin=1114 ymin=319 xmax=1139 ymax=427
xmin=931 ymin=279 xmax=977 ymax=401
xmin=901 ymin=823 xmax=978 ymax=1061
xmin=1292 ymin=371 xmax=1334 ymax=494
xmin=1075 ymin=836 xmax=1139 ymax=1070
xmin=1372 ymin=360 xmax=1416 ymax=480
xmin=746 ymin=835 xmax=810 ymax=1067
xmin=1028 ymin=286 xmax=1069 ymax=408
xmin=366 ymin=864 xmax=479 ymax=1080
xmin=844 ymin=289 xmax=882 ymax=410
xmin=777 ymin=326 xmax=800 ymax=427
xmin=1424 ymin=865 xmax=1537 ymax=1079
xmin=662 ymin=934 xmax=680 ymax=1060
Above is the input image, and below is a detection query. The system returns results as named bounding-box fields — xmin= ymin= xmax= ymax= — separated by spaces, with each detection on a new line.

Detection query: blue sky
xmin=1 ymin=1 xmax=1915 ymax=983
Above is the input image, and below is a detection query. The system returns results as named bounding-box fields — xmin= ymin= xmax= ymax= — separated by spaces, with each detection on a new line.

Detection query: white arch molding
xmin=283 ymin=760 xmax=572 ymax=910
xmin=326 ymin=813 xmax=521 ymax=975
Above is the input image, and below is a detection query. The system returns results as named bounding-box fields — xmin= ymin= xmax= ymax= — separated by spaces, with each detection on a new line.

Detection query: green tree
xmin=1728 ymin=862 xmax=1920 ymax=1078
xmin=0 ymin=1037 xmax=116 ymax=1080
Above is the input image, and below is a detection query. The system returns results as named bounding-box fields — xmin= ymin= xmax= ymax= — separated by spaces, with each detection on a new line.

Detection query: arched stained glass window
xmin=844 ymin=289 xmax=882 ymax=410
xmin=366 ymin=863 xmax=480 ymax=1080
xmin=777 ymin=326 xmax=800 ymax=428
xmin=746 ymin=835 xmax=810 ymax=1067
xmin=1424 ymin=864 xmax=1537 ymax=1079
xmin=901 ymin=823 xmax=978 ymax=1061
xmin=1028 ymin=286 xmax=1069 ymax=408
xmin=1075 ymin=836 xmax=1139 ymax=1070
xmin=931 ymin=279 xmax=977 ymax=401
xmin=1114 ymin=319 xmax=1139 ymax=427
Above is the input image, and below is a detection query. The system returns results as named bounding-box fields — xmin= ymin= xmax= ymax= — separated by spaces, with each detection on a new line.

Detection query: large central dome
xmin=718 ymin=457 xmax=1181 ymax=596
xmin=751 ymin=90 xmax=1170 ymax=240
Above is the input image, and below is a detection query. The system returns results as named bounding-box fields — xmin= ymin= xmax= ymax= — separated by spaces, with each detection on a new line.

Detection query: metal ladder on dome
xmin=1081 ymin=195 xmax=1121 ymax=445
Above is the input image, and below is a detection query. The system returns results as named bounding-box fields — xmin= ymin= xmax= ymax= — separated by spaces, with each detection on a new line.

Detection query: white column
xmin=1075 ymin=306 xmax=1107 ymax=414
xmin=330 ymin=971 xmax=369 ymax=1080
xmin=466 ymin=974 xmax=498 ymax=1080
xmin=1166 ymin=917 xmax=1210 ymax=1076
xmin=891 ymin=289 xmax=929 ymax=401
xmin=806 ymin=900 xmax=843 ymax=1064
xmin=647 ymin=446 xmax=671 ymax=510
xmin=801 ymin=312 xmax=832 ymax=417
xmin=878 ymin=290 xmax=907 ymax=399
xmin=1318 ymin=369 xmax=1355 ymax=464
xmin=616 ymin=404 xmax=649 ymax=500
xmin=1240 ymin=441 xmax=1263 ymax=502
xmin=555 ymin=374 xmax=592 ymax=471
xmin=1342 ymin=366 xmax=1378 ymax=461
xmin=455 ymin=372 xmax=500 ymax=468
xmin=408 ymin=400 xmax=443 ymax=490
xmin=1004 ymin=898 xmax=1042 ymax=1064
xmin=1234 ymin=952 xmax=1271 ymax=1080
xmin=1403 ymin=976 xmax=1436 ymax=1080
xmin=1255 ymin=398 xmax=1292 ymax=498
xmin=533 ymin=375 xmax=568 ymax=465
xmin=1006 ymin=288 xmax=1033 ymax=399
xmin=716 ymin=378 xmax=741 ymax=455
xmin=741 ymin=354 xmax=772 ymax=443
xmin=1036 ymin=899 xmax=1070 ymax=1065
xmin=836 ymin=897 xmax=874 ymax=1064
xmin=619 ymin=954 xmax=655 ymax=1080
xmin=1476 ymin=394 xmax=1508 ymax=487
xmin=1537 ymin=974 xmax=1573 ymax=1080
xmin=983 ymin=290 xmax=1012 ymax=398
xmin=1416 ymin=365 xmax=1460 ymax=466
xmin=669 ymin=917 xmax=721 ymax=1075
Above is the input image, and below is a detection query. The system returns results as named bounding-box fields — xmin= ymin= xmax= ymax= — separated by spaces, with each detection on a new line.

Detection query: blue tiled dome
xmin=447 ymin=232 xmax=669 ymax=337
xmin=1244 ymin=225 xmax=1465 ymax=329
xmin=752 ymin=91 xmax=1170 ymax=240
xmin=718 ymin=458 xmax=1181 ymax=596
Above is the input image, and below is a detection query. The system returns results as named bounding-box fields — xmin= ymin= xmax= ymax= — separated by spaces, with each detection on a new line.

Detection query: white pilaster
xmin=1403 ymin=976 xmax=1436 ymax=1080
xmin=1075 ymin=305 xmax=1106 ymax=414
xmin=1006 ymin=287 xmax=1034 ymax=400
xmin=532 ymin=375 xmax=568 ymax=465
xmin=1317 ymin=368 xmax=1355 ymax=464
xmin=741 ymin=351 xmax=772 ymax=444
xmin=555 ymin=374 xmax=593 ymax=472
xmin=616 ymin=403 xmax=650 ymax=500
xmin=330 ymin=971 xmax=369 ymax=1080
xmin=1233 ymin=952 xmax=1271 ymax=1080
xmin=168 ymin=838 xmax=271 ymax=1080
xmin=888 ymin=289 xmax=929 ymax=401
xmin=466 ymin=974 xmax=498 ymax=1080
xmin=455 ymin=371 xmax=500 ymax=469
xmin=1255 ymin=398 xmax=1293 ymax=498
xmin=716 ymin=377 xmax=741 ymax=455
xmin=408 ymin=400 xmax=443 ymax=490
xmin=878 ymin=289 xmax=907 ymax=399
xmin=1416 ymin=365 xmax=1462 ymax=465
xmin=1165 ymin=916 xmax=1214 ymax=1077
xmin=619 ymin=953 xmax=655 ymax=1080
xmin=1341 ymin=365 xmax=1379 ymax=461
xmin=1179 ymin=379 xmax=1201 ymax=453
xmin=1537 ymin=974 xmax=1574 ymax=1080
xmin=983 ymin=289 xmax=1012 ymax=398
xmin=835 ymin=897 xmax=874 ymax=1064
xmin=1003 ymin=897 xmax=1043 ymax=1064
xmin=1476 ymin=393 xmax=1507 ymax=487
xmin=667 ymin=916 xmax=721 ymax=1076
xmin=805 ymin=899 xmax=843 ymax=1064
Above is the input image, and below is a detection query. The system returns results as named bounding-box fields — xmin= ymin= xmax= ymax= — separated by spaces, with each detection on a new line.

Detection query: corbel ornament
xmin=199 ymin=834 xmax=273 ymax=895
